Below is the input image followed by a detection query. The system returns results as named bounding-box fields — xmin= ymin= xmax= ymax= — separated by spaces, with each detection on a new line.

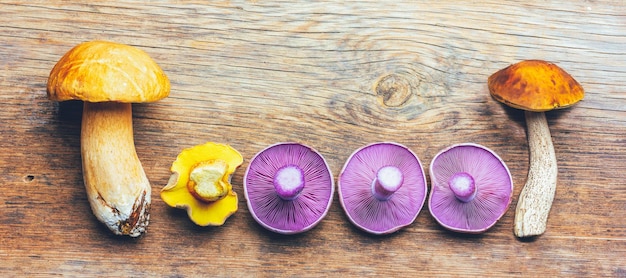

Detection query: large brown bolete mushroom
xmin=47 ymin=41 xmax=170 ymax=236
xmin=488 ymin=60 xmax=584 ymax=238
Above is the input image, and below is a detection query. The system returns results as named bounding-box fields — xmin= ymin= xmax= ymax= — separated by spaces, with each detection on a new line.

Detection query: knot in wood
xmin=375 ymin=73 xmax=412 ymax=107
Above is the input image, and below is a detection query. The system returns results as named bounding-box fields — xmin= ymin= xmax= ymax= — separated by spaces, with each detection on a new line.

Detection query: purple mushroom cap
xmin=244 ymin=143 xmax=334 ymax=234
xmin=338 ymin=142 xmax=427 ymax=235
xmin=428 ymin=143 xmax=513 ymax=233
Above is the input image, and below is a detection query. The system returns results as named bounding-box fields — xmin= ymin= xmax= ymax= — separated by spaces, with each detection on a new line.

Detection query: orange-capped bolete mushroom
xmin=488 ymin=60 xmax=584 ymax=238
xmin=47 ymin=41 xmax=170 ymax=237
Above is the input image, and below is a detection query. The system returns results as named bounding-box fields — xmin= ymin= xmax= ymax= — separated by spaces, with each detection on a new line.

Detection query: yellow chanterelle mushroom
xmin=161 ymin=142 xmax=243 ymax=226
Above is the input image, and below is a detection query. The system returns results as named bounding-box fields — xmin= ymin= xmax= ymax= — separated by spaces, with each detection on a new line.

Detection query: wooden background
xmin=1 ymin=1 xmax=624 ymax=276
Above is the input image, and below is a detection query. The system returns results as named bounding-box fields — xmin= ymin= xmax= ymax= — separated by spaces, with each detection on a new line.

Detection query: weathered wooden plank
xmin=0 ymin=0 xmax=624 ymax=276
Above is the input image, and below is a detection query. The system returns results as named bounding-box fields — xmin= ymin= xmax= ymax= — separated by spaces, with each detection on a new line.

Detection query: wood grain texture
xmin=1 ymin=1 xmax=625 ymax=276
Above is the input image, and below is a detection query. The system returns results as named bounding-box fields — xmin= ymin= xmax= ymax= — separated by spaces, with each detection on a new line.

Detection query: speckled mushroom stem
xmin=81 ymin=102 xmax=150 ymax=237
xmin=514 ymin=111 xmax=558 ymax=238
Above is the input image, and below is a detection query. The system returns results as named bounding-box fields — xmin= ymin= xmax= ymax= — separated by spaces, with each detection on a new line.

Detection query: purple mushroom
xmin=338 ymin=142 xmax=427 ymax=235
xmin=243 ymin=142 xmax=334 ymax=234
xmin=428 ymin=143 xmax=513 ymax=233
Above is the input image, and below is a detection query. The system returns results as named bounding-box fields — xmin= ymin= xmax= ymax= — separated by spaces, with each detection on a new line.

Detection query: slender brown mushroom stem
xmin=514 ymin=111 xmax=558 ymax=237
xmin=81 ymin=102 xmax=151 ymax=237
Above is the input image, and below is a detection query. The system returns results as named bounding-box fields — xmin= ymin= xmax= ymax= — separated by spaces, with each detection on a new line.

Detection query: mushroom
xmin=47 ymin=41 xmax=170 ymax=236
xmin=428 ymin=143 xmax=513 ymax=233
xmin=243 ymin=143 xmax=334 ymax=234
xmin=338 ymin=142 xmax=427 ymax=235
xmin=488 ymin=60 xmax=584 ymax=237
xmin=161 ymin=142 xmax=243 ymax=226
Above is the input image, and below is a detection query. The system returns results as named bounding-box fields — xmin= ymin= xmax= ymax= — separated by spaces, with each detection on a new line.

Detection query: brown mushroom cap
xmin=488 ymin=60 xmax=584 ymax=112
xmin=47 ymin=40 xmax=170 ymax=103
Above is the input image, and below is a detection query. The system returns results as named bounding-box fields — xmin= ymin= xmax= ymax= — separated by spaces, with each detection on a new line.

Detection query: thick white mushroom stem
xmin=514 ymin=111 xmax=558 ymax=237
xmin=372 ymin=166 xmax=403 ymax=201
xmin=81 ymin=102 xmax=151 ymax=237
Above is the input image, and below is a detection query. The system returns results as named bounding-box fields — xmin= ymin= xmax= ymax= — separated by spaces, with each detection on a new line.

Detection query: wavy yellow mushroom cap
xmin=47 ymin=40 xmax=170 ymax=103
xmin=488 ymin=60 xmax=584 ymax=112
xmin=161 ymin=142 xmax=243 ymax=226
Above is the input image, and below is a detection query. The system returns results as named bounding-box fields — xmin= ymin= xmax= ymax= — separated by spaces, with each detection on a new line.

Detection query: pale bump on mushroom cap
xmin=428 ymin=143 xmax=513 ymax=234
xmin=488 ymin=60 xmax=584 ymax=112
xmin=47 ymin=40 xmax=170 ymax=103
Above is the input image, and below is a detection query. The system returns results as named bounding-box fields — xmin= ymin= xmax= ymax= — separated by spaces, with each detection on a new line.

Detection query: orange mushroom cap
xmin=488 ymin=60 xmax=584 ymax=112
xmin=47 ymin=40 xmax=170 ymax=103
